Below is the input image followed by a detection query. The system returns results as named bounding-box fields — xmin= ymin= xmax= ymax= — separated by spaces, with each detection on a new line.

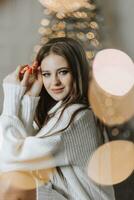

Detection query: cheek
xmin=66 ymin=75 xmax=73 ymax=88
xmin=42 ymin=78 xmax=51 ymax=90
xmin=62 ymin=74 xmax=73 ymax=86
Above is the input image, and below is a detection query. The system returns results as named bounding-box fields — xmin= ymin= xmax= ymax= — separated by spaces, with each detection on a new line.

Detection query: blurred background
xmin=0 ymin=0 xmax=133 ymax=199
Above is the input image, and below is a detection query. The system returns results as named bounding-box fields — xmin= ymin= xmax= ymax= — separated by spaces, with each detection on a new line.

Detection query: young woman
xmin=0 ymin=37 xmax=115 ymax=200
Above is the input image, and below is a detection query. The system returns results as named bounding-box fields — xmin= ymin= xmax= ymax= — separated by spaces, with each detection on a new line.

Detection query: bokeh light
xmin=36 ymin=0 xmax=103 ymax=65
xmin=93 ymin=49 xmax=134 ymax=96
xmin=0 ymin=168 xmax=55 ymax=190
xmin=87 ymin=140 xmax=134 ymax=185
xmin=38 ymin=0 xmax=94 ymax=14
xmin=0 ymin=171 xmax=37 ymax=190
xmin=89 ymin=78 xmax=134 ymax=126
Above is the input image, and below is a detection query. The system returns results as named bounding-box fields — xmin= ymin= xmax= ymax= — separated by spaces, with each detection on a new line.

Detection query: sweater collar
xmin=48 ymin=100 xmax=63 ymax=115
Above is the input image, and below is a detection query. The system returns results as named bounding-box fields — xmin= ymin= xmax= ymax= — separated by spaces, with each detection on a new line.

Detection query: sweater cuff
xmin=20 ymin=95 xmax=40 ymax=127
xmin=2 ymin=83 xmax=26 ymax=116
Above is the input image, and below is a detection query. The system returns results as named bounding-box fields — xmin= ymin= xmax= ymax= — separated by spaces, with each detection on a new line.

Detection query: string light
xmin=35 ymin=0 xmax=103 ymax=64
xmin=38 ymin=0 xmax=95 ymax=14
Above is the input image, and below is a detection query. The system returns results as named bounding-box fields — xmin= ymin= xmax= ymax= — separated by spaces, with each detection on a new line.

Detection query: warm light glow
xmin=89 ymin=78 xmax=134 ymax=126
xmin=0 ymin=171 xmax=37 ymax=190
xmin=93 ymin=49 xmax=134 ymax=96
xmin=87 ymin=140 xmax=134 ymax=185
xmin=38 ymin=0 xmax=94 ymax=14
xmin=0 ymin=168 xmax=55 ymax=190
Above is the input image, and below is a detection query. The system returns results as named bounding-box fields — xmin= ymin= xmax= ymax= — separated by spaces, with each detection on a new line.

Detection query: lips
xmin=51 ymin=87 xmax=64 ymax=93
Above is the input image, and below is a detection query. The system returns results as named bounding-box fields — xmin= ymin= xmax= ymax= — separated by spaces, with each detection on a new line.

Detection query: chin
xmin=51 ymin=93 xmax=68 ymax=101
xmin=52 ymin=96 xmax=64 ymax=101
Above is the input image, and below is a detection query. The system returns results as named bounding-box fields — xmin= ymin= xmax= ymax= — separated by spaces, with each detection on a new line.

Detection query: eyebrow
xmin=41 ymin=67 xmax=70 ymax=73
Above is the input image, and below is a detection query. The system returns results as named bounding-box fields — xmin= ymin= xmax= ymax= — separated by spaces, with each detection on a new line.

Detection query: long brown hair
xmin=35 ymin=37 xmax=90 ymax=129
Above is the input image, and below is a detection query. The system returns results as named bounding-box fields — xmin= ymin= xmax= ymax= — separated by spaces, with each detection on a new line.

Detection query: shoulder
xmin=64 ymin=103 xmax=95 ymax=123
xmin=63 ymin=103 xmax=89 ymax=116
xmin=60 ymin=103 xmax=97 ymax=132
xmin=62 ymin=104 xmax=102 ymax=144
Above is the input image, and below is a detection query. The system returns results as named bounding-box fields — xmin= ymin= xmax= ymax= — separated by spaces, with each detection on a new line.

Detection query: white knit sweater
xmin=0 ymin=83 xmax=115 ymax=200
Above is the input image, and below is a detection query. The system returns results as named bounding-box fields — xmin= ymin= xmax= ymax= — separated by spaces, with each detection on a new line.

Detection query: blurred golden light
xmin=86 ymin=32 xmax=95 ymax=40
xmin=57 ymin=22 xmax=66 ymax=30
xmin=32 ymin=168 xmax=56 ymax=183
xmin=93 ymin=49 xmax=134 ymax=96
xmin=87 ymin=140 xmax=134 ymax=185
xmin=56 ymin=12 xmax=66 ymax=19
xmin=38 ymin=27 xmax=46 ymax=35
xmin=38 ymin=0 xmax=94 ymax=14
xmin=89 ymin=21 xmax=99 ymax=30
xmin=41 ymin=19 xmax=50 ymax=26
xmin=89 ymin=48 xmax=134 ymax=125
xmin=89 ymin=78 xmax=134 ymax=126
xmin=38 ymin=27 xmax=52 ymax=35
xmin=0 ymin=171 xmax=37 ymax=190
xmin=0 ymin=168 xmax=55 ymax=190
xmin=73 ymin=11 xmax=88 ymax=18
xmin=86 ymin=51 xmax=95 ymax=60
xmin=76 ymin=32 xmax=85 ymax=40
xmin=56 ymin=31 xmax=66 ymax=37
xmin=40 ymin=37 xmax=49 ymax=44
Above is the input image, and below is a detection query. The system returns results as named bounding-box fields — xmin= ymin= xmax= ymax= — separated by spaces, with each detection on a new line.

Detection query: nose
xmin=52 ymin=74 xmax=61 ymax=86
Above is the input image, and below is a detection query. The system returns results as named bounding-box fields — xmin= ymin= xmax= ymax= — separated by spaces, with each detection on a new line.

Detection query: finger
xmin=20 ymin=65 xmax=30 ymax=74
xmin=15 ymin=65 xmax=24 ymax=77
xmin=21 ymin=69 xmax=31 ymax=86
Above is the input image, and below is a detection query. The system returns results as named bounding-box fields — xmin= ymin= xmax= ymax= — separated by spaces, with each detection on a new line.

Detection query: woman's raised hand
xmin=25 ymin=66 xmax=43 ymax=97
xmin=3 ymin=65 xmax=29 ymax=86
xmin=3 ymin=62 xmax=43 ymax=97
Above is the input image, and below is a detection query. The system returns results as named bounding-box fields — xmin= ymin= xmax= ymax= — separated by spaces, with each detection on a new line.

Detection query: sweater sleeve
xmin=19 ymin=95 xmax=40 ymax=135
xmin=2 ymin=83 xmax=26 ymax=116
xmin=0 ymin=114 xmax=68 ymax=172
xmin=2 ymin=83 xmax=39 ymax=135
xmin=0 ymin=83 xmax=67 ymax=171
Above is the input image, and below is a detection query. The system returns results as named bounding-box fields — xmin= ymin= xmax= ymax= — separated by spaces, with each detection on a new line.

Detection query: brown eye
xmin=59 ymin=70 xmax=69 ymax=75
xmin=42 ymin=73 xmax=51 ymax=77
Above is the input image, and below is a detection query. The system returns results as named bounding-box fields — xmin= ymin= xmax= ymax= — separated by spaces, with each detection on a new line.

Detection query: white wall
xmin=0 ymin=0 xmax=43 ymax=111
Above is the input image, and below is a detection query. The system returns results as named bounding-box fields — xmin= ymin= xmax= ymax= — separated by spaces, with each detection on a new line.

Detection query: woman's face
xmin=41 ymin=53 xmax=73 ymax=101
